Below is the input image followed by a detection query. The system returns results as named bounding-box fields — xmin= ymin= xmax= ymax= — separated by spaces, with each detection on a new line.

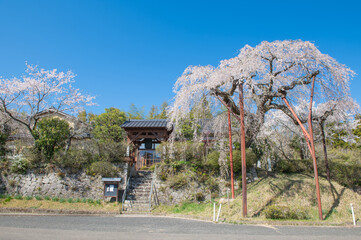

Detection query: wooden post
xmin=227 ymin=108 xmax=235 ymax=199
xmin=281 ymin=76 xmax=323 ymax=220
xmin=238 ymin=82 xmax=247 ymax=217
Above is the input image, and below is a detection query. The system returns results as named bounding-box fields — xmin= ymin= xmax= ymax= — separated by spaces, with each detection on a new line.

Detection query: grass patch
xmin=14 ymin=195 xmax=23 ymax=200
xmin=153 ymin=173 xmax=361 ymax=223
xmin=35 ymin=196 xmax=42 ymax=201
xmin=0 ymin=197 xmax=119 ymax=213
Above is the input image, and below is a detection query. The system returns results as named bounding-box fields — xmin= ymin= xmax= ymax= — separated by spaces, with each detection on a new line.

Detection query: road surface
xmin=0 ymin=215 xmax=359 ymax=240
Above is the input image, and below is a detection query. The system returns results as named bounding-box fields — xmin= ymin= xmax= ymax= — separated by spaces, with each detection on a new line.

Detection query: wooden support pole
xmin=281 ymin=76 xmax=323 ymax=220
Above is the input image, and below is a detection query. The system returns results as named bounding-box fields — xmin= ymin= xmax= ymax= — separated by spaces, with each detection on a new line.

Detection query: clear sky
xmin=0 ymin=0 xmax=360 ymax=115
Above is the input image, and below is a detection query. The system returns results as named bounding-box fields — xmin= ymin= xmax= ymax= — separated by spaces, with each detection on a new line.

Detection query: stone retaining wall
xmin=0 ymin=164 xmax=128 ymax=199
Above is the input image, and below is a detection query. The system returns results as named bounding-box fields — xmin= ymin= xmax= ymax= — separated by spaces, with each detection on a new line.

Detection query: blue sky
xmin=0 ymin=0 xmax=360 ymax=115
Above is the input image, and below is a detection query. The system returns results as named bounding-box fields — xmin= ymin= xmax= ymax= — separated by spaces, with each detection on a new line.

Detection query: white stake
xmin=213 ymin=202 xmax=216 ymax=222
xmin=351 ymin=204 xmax=356 ymax=226
xmin=216 ymin=203 xmax=222 ymax=222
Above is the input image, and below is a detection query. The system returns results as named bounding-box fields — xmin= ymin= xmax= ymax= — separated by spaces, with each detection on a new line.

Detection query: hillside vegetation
xmin=154 ymin=173 xmax=361 ymax=224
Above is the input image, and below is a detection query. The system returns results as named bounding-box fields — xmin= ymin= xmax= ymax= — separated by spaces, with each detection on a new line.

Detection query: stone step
xmin=123 ymin=171 xmax=154 ymax=213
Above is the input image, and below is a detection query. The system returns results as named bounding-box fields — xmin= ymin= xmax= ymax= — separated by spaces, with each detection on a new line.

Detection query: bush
xmin=14 ymin=195 xmax=23 ymax=200
xmin=328 ymin=149 xmax=361 ymax=188
xmin=231 ymin=149 xmax=258 ymax=175
xmin=274 ymin=159 xmax=312 ymax=174
xmin=35 ymin=195 xmax=42 ymax=200
xmin=206 ymin=151 xmax=220 ymax=171
xmin=54 ymin=149 xmax=93 ymax=174
xmin=25 ymin=196 xmax=32 ymax=200
xmin=34 ymin=118 xmax=70 ymax=161
xmin=168 ymin=173 xmax=188 ymax=190
xmin=44 ymin=196 xmax=50 ymax=200
xmin=10 ymin=155 xmax=29 ymax=174
xmin=87 ymin=161 xmax=119 ymax=177
xmin=67 ymin=198 xmax=73 ymax=203
xmin=23 ymin=147 xmax=44 ymax=168
xmin=264 ymin=205 xmax=309 ymax=220
xmin=96 ymin=140 xmax=127 ymax=163
xmin=59 ymin=198 xmax=66 ymax=203
xmin=52 ymin=196 xmax=59 ymax=202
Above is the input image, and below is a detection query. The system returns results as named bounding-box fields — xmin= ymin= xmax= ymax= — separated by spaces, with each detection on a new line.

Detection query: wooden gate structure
xmin=121 ymin=119 xmax=172 ymax=170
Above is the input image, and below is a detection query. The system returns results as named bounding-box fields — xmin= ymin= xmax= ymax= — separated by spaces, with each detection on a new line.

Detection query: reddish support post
xmin=281 ymin=76 xmax=323 ymax=220
xmin=238 ymin=82 xmax=247 ymax=217
xmin=227 ymin=108 xmax=235 ymax=199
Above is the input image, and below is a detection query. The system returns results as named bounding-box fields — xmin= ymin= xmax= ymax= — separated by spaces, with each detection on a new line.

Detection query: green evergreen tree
xmin=147 ymin=105 xmax=159 ymax=119
xmin=92 ymin=107 xmax=127 ymax=142
xmin=34 ymin=118 xmax=70 ymax=161
xmin=127 ymin=104 xmax=145 ymax=120
xmin=157 ymin=101 xmax=168 ymax=119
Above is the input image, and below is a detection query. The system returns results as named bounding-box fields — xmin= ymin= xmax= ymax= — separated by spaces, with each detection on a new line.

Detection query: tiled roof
xmin=121 ymin=119 xmax=169 ymax=128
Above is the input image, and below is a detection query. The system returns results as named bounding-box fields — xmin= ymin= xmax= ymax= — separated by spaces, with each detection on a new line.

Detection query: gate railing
xmin=121 ymin=176 xmax=131 ymax=212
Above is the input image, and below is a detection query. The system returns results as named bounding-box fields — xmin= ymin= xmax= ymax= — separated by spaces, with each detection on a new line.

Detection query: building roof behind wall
xmin=121 ymin=119 xmax=169 ymax=128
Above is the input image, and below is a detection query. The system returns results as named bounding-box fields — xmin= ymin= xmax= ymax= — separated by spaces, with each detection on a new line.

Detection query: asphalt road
xmin=0 ymin=215 xmax=360 ymax=240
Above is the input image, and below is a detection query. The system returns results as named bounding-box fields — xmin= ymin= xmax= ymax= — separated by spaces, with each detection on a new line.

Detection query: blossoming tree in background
xmin=0 ymin=63 xmax=95 ymax=140
xmin=169 ymin=40 xmax=355 ymax=219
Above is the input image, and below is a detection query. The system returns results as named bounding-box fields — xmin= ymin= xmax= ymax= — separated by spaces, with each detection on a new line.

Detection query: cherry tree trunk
xmin=228 ymin=108 xmax=235 ymax=199
xmin=320 ymin=123 xmax=331 ymax=182
xmin=238 ymin=82 xmax=247 ymax=217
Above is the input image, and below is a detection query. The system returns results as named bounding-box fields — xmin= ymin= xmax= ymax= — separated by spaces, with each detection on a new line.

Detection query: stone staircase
xmin=123 ymin=171 xmax=153 ymax=213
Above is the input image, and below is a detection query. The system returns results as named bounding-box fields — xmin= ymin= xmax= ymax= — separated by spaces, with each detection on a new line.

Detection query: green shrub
xmin=74 ymin=198 xmax=81 ymax=203
xmin=23 ymin=147 xmax=44 ymax=168
xmin=34 ymin=118 xmax=70 ymax=161
xmin=25 ymin=196 xmax=32 ymax=200
xmin=264 ymin=205 xmax=309 ymax=220
xmin=82 ymin=198 xmax=87 ymax=203
xmin=59 ymin=198 xmax=66 ymax=203
xmin=14 ymin=195 xmax=23 ymax=200
xmin=44 ymin=196 xmax=50 ymax=200
xmin=0 ymin=194 xmax=5 ymax=199
xmin=35 ymin=195 xmax=42 ymax=200
xmin=87 ymin=161 xmax=119 ymax=177
xmin=231 ymin=149 xmax=258 ymax=174
xmin=87 ymin=198 xmax=94 ymax=203
xmin=67 ymin=198 xmax=73 ymax=203
xmin=168 ymin=173 xmax=188 ymax=190
xmin=52 ymin=196 xmax=59 ymax=202
xmin=95 ymin=199 xmax=101 ymax=205
xmin=328 ymin=149 xmax=361 ymax=187
xmin=5 ymin=196 xmax=12 ymax=202
xmin=206 ymin=151 xmax=220 ymax=171
xmin=54 ymin=149 xmax=93 ymax=174
xmin=10 ymin=155 xmax=29 ymax=174
xmin=274 ymin=159 xmax=312 ymax=174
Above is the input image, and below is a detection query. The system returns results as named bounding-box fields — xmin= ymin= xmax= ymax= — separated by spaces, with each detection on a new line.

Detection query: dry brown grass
xmin=153 ymin=173 xmax=361 ymax=224
xmin=0 ymin=198 xmax=120 ymax=213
